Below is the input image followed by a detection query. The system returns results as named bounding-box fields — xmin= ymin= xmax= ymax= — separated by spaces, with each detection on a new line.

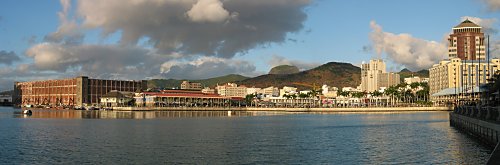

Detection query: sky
xmin=1 ymin=0 xmax=500 ymax=91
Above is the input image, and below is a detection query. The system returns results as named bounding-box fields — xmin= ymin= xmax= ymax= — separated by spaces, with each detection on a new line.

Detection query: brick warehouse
xmin=13 ymin=76 xmax=147 ymax=107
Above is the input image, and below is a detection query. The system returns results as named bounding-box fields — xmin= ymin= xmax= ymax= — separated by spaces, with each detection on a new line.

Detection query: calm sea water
xmin=0 ymin=107 xmax=492 ymax=164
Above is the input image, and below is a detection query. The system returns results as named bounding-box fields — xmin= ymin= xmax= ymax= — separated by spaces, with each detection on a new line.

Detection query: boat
xmin=23 ymin=110 xmax=32 ymax=115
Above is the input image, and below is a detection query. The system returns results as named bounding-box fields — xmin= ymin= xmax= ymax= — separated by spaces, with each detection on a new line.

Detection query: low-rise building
xmin=262 ymin=86 xmax=279 ymax=97
xmin=246 ymin=87 xmax=262 ymax=95
xmin=100 ymin=91 xmax=135 ymax=107
xmin=322 ymin=85 xmax=338 ymax=98
xmin=180 ymin=81 xmax=202 ymax=90
xmin=201 ymin=87 xmax=215 ymax=94
xmin=216 ymin=83 xmax=247 ymax=98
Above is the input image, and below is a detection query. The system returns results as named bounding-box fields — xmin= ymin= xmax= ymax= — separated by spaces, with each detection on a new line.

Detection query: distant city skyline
xmin=0 ymin=0 xmax=500 ymax=91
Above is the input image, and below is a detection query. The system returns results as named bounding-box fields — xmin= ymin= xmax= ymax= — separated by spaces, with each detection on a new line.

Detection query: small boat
xmin=23 ymin=110 xmax=32 ymax=115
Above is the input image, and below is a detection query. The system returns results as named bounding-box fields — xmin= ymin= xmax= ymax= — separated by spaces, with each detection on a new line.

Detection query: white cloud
xmin=481 ymin=0 xmax=500 ymax=11
xmin=187 ymin=0 xmax=230 ymax=23
xmin=160 ymin=56 xmax=257 ymax=79
xmin=368 ymin=21 xmax=448 ymax=71
xmin=461 ymin=16 xmax=498 ymax=34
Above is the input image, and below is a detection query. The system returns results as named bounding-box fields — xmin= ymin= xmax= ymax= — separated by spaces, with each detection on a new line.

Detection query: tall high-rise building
xmin=448 ymin=19 xmax=486 ymax=60
xmin=360 ymin=59 xmax=400 ymax=92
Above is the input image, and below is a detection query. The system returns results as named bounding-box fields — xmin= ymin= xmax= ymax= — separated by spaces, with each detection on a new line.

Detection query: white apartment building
xmin=360 ymin=59 xmax=400 ymax=92
xmin=216 ymin=83 xmax=247 ymax=98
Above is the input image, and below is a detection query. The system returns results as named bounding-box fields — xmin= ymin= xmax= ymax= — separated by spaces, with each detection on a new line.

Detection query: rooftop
xmin=454 ymin=19 xmax=481 ymax=28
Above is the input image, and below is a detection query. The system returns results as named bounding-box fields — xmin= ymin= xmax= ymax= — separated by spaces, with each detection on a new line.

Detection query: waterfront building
xmin=360 ymin=59 xmax=400 ymax=92
xmin=448 ymin=19 xmax=486 ymax=60
xmin=280 ymin=86 xmax=298 ymax=97
xmin=429 ymin=58 xmax=500 ymax=104
xmin=100 ymin=90 xmax=135 ymax=107
xmin=201 ymin=87 xmax=215 ymax=94
xmin=321 ymin=85 xmax=338 ymax=98
xmin=14 ymin=76 xmax=147 ymax=107
xmin=246 ymin=87 xmax=262 ymax=95
xmin=215 ymin=83 xmax=247 ymax=98
xmin=262 ymin=86 xmax=279 ymax=97
xmin=180 ymin=81 xmax=202 ymax=90
xmin=135 ymin=91 xmax=230 ymax=107
xmin=0 ymin=95 xmax=12 ymax=105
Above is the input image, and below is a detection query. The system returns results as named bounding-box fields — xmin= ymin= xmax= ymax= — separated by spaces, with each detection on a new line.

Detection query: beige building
xmin=429 ymin=58 xmax=500 ymax=95
xmin=404 ymin=76 xmax=429 ymax=84
xmin=360 ymin=59 xmax=400 ymax=92
xmin=180 ymin=81 xmax=202 ymax=90
xmin=215 ymin=83 xmax=247 ymax=98
xmin=201 ymin=87 xmax=215 ymax=94
xmin=262 ymin=86 xmax=280 ymax=97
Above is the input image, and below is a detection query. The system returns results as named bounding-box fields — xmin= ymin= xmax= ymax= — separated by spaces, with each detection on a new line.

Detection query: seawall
xmin=450 ymin=106 xmax=500 ymax=164
xmin=112 ymin=106 xmax=452 ymax=112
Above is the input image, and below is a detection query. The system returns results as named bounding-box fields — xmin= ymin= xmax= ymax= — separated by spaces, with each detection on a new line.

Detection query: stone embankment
xmin=450 ymin=106 xmax=500 ymax=164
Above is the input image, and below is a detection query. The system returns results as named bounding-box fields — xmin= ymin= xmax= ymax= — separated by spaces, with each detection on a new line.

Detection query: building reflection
xmin=17 ymin=110 xmax=266 ymax=119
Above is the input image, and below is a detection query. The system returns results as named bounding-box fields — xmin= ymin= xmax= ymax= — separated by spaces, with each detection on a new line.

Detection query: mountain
xmin=268 ymin=65 xmax=300 ymax=75
xmin=237 ymin=62 xmax=361 ymax=90
xmin=148 ymin=74 xmax=249 ymax=89
xmin=398 ymin=68 xmax=429 ymax=82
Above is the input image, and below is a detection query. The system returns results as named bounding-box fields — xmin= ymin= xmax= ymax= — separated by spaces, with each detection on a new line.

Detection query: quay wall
xmin=449 ymin=106 xmax=500 ymax=164
xmin=112 ymin=106 xmax=452 ymax=112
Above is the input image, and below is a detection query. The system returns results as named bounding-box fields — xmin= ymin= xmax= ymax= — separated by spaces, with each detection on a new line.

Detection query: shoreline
xmin=110 ymin=106 xmax=453 ymax=112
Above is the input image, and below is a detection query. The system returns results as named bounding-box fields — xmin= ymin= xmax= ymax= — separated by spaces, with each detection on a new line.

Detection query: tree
xmin=245 ymin=94 xmax=256 ymax=106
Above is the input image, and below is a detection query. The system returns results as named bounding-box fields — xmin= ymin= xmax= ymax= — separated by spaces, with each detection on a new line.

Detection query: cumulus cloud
xmin=160 ymin=56 xmax=257 ymax=79
xmin=25 ymin=43 xmax=175 ymax=80
xmin=0 ymin=51 xmax=21 ymax=65
xmin=268 ymin=55 xmax=321 ymax=71
xmin=368 ymin=21 xmax=448 ymax=71
xmin=77 ymin=0 xmax=310 ymax=57
xmin=44 ymin=0 xmax=83 ymax=44
xmin=187 ymin=0 xmax=230 ymax=23
xmin=461 ymin=16 xmax=498 ymax=34
xmin=481 ymin=0 xmax=500 ymax=11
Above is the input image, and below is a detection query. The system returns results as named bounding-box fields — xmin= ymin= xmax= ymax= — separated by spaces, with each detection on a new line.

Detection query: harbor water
xmin=0 ymin=107 xmax=492 ymax=164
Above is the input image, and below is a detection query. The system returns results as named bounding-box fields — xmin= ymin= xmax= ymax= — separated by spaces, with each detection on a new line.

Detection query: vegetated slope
xmin=399 ymin=68 xmax=430 ymax=82
xmin=237 ymin=62 xmax=361 ymax=90
xmin=268 ymin=65 xmax=300 ymax=75
xmin=148 ymin=74 xmax=249 ymax=89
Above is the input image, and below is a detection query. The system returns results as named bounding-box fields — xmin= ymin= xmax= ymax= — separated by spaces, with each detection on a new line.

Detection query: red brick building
xmin=14 ymin=76 xmax=147 ymax=107
xmin=448 ymin=19 xmax=486 ymax=60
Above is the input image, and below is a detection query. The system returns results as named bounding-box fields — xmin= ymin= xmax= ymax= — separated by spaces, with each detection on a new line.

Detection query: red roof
xmin=142 ymin=92 xmax=227 ymax=98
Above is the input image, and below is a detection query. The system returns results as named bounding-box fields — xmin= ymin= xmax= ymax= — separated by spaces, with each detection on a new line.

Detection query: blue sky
xmin=0 ymin=0 xmax=499 ymax=91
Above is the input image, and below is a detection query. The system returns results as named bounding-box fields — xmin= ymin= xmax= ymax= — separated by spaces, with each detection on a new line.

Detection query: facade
xmin=361 ymin=59 xmax=400 ymax=92
xmin=448 ymin=19 xmax=486 ymax=60
xmin=100 ymin=91 xmax=135 ymax=107
xmin=201 ymin=87 xmax=215 ymax=94
xmin=322 ymin=85 xmax=338 ymax=98
xmin=180 ymin=81 xmax=202 ymax=90
xmin=135 ymin=92 xmax=230 ymax=107
xmin=14 ymin=76 xmax=147 ymax=107
xmin=280 ymin=86 xmax=298 ymax=97
xmin=429 ymin=58 xmax=500 ymax=94
xmin=246 ymin=87 xmax=262 ymax=95
xmin=215 ymin=83 xmax=247 ymax=98
xmin=404 ymin=76 xmax=429 ymax=84
xmin=262 ymin=86 xmax=280 ymax=97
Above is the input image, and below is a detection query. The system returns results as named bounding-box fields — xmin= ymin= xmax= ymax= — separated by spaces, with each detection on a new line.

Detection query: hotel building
xmin=360 ymin=59 xmax=400 ymax=92
xmin=430 ymin=20 xmax=499 ymax=105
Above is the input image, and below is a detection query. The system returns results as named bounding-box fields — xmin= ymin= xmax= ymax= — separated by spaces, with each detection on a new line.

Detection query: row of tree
xmin=337 ymin=82 xmax=431 ymax=105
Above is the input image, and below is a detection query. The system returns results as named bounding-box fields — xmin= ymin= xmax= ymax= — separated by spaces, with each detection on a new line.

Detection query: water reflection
xmin=15 ymin=109 xmax=274 ymax=119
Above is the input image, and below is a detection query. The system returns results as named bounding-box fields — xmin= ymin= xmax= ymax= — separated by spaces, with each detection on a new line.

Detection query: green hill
xmin=269 ymin=65 xmax=300 ymax=75
xmin=237 ymin=62 xmax=361 ymax=90
xmin=148 ymin=74 xmax=249 ymax=89
xmin=398 ymin=68 xmax=429 ymax=82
